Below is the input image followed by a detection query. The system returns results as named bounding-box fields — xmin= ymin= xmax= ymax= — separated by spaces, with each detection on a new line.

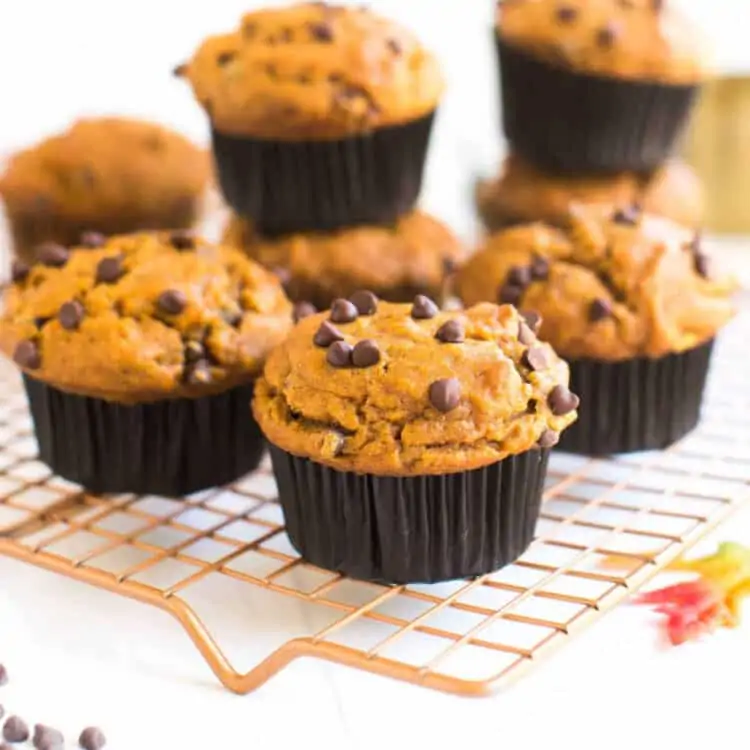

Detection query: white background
xmin=1 ymin=2 xmax=750 ymax=749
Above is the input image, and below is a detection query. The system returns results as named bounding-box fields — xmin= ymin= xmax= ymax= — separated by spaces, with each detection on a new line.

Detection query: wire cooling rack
xmin=1 ymin=311 xmax=749 ymax=697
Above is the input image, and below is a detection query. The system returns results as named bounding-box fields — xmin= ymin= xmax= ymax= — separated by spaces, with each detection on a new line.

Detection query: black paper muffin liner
xmin=23 ymin=376 xmax=264 ymax=497
xmin=496 ymin=37 xmax=699 ymax=174
xmin=268 ymin=445 xmax=550 ymax=584
xmin=211 ymin=112 xmax=435 ymax=236
xmin=557 ymin=340 xmax=714 ymax=457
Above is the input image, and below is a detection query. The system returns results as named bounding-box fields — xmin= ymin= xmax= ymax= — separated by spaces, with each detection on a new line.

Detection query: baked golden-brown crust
xmin=456 ymin=207 xmax=737 ymax=361
xmin=222 ymin=211 xmax=466 ymax=309
xmin=476 ymin=155 xmax=704 ymax=231
xmin=0 ymin=118 xmax=211 ymax=261
xmin=178 ymin=2 xmax=444 ymax=139
xmin=0 ymin=232 xmax=292 ymax=403
xmin=497 ymin=0 xmax=709 ymax=84
xmin=253 ymin=299 xmax=577 ymax=475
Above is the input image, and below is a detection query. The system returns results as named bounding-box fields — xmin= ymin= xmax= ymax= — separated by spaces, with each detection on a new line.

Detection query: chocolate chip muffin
xmin=0 ymin=117 xmax=211 ymax=264
xmin=476 ymin=155 xmax=704 ymax=232
xmin=0 ymin=231 xmax=292 ymax=495
xmin=221 ymin=210 xmax=466 ymax=311
xmin=495 ymin=0 xmax=710 ymax=172
xmin=456 ymin=206 xmax=737 ymax=455
xmin=252 ymin=294 xmax=578 ymax=583
xmin=176 ymin=2 xmax=444 ymax=235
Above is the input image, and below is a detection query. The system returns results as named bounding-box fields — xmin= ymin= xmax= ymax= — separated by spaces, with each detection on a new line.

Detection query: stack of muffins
xmin=175 ymin=3 xmax=466 ymax=311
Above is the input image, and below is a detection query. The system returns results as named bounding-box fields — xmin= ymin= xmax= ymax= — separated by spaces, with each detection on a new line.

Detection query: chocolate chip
xmin=293 ymin=301 xmax=317 ymax=323
xmin=555 ymin=5 xmax=578 ymax=22
xmin=349 ymin=290 xmax=378 ymax=316
xmin=79 ymin=727 xmax=107 ymax=750
xmin=518 ymin=321 xmax=536 ymax=346
xmin=221 ymin=308 xmax=243 ymax=327
xmin=314 ymin=321 xmax=344 ymax=347
xmin=170 ymin=230 xmax=195 ymax=250
xmin=157 ymin=289 xmax=187 ymax=315
xmin=538 ymin=429 xmax=559 ymax=449
xmin=435 ymin=319 xmax=465 ymax=343
xmin=13 ymin=340 xmax=41 ymax=370
xmin=185 ymin=359 xmax=212 ymax=386
xmin=523 ymin=346 xmax=549 ymax=372
xmin=530 ymin=255 xmax=549 ymax=281
xmin=80 ymin=231 xmax=106 ymax=249
xmin=548 ymin=384 xmax=580 ymax=416
xmin=36 ymin=242 xmax=69 ymax=268
xmin=327 ymin=340 xmax=352 ymax=368
xmin=33 ymin=724 xmax=63 ymax=750
xmin=59 ymin=300 xmax=85 ymax=331
xmin=612 ymin=204 xmax=640 ymax=226
xmin=10 ymin=260 xmax=30 ymax=283
xmin=429 ymin=378 xmax=461 ymax=413
xmin=498 ymin=283 xmax=523 ymax=306
xmin=589 ymin=298 xmax=612 ymax=322
xmin=217 ymin=51 xmax=236 ymax=66
xmin=351 ymin=339 xmax=380 ymax=368
xmin=597 ymin=23 xmax=619 ymax=48
xmin=310 ymin=21 xmax=334 ymax=41
xmin=95 ymin=255 xmax=124 ymax=284
xmin=521 ymin=310 xmax=542 ymax=333
xmin=184 ymin=341 xmax=205 ymax=362
xmin=694 ymin=252 xmax=710 ymax=279
xmin=173 ymin=62 xmax=187 ymax=77
xmin=387 ymin=38 xmax=402 ymax=54
xmin=0 ymin=666 xmax=7 ymax=686
xmin=3 ymin=717 xmax=29 ymax=743
xmin=411 ymin=294 xmax=439 ymax=320
xmin=329 ymin=298 xmax=358 ymax=324
xmin=507 ymin=265 xmax=532 ymax=288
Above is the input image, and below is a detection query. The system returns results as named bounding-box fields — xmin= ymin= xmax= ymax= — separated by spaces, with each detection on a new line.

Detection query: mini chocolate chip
xmin=506 ymin=265 xmax=532 ymax=288
xmin=222 ymin=308 xmax=243 ymax=327
xmin=217 ymin=50 xmax=236 ymax=66
xmin=498 ymin=283 xmax=523 ymax=306
xmin=694 ymin=252 xmax=710 ymax=278
xmin=293 ymin=301 xmax=317 ymax=323
xmin=530 ymin=255 xmax=549 ymax=281
xmin=327 ymin=340 xmax=352 ymax=368
xmin=80 ymin=231 xmax=106 ymax=249
xmin=184 ymin=340 xmax=205 ymax=362
xmin=157 ymin=289 xmax=187 ymax=315
xmin=185 ymin=359 xmax=212 ymax=386
xmin=13 ymin=340 xmax=41 ymax=370
xmin=518 ymin=321 xmax=536 ymax=346
xmin=310 ymin=21 xmax=334 ymax=41
xmin=589 ymin=298 xmax=612 ymax=322
xmin=3 ymin=717 xmax=29 ymax=743
xmin=597 ymin=23 xmax=619 ymax=48
xmin=523 ymin=346 xmax=549 ymax=372
xmin=538 ymin=429 xmax=559 ymax=449
xmin=36 ymin=242 xmax=69 ymax=268
xmin=548 ymin=384 xmax=580 ymax=416
xmin=33 ymin=724 xmax=63 ymax=750
xmin=34 ymin=317 xmax=49 ymax=330
xmin=349 ymin=290 xmax=378 ymax=316
xmin=556 ymin=5 xmax=578 ymax=22
xmin=435 ymin=319 xmax=465 ymax=343
xmin=10 ymin=260 xmax=30 ymax=283
xmin=79 ymin=727 xmax=107 ymax=750
xmin=0 ymin=665 xmax=7 ymax=686
xmin=612 ymin=204 xmax=640 ymax=226
xmin=330 ymin=298 xmax=358 ymax=324
xmin=429 ymin=378 xmax=461 ymax=413
xmin=411 ymin=294 xmax=439 ymax=320
xmin=95 ymin=255 xmax=124 ymax=284
xmin=521 ymin=310 xmax=542 ymax=333
xmin=351 ymin=339 xmax=380 ymax=368
xmin=387 ymin=38 xmax=402 ymax=54
xmin=59 ymin=300 xmax=85 ymax=331
xmin=173 ymin=62 xmax=187 ymax=77
xmin=170 ymin=230 xmax=195 ymax=250
xmin=314 ymin=321 xmax=344 ymax=347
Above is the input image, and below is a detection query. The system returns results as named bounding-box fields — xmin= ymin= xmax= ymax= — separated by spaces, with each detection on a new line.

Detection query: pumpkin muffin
xmin=0 ymin=117 xmax=211 ymax=264
xmin=0 ymin=231 xmax=292 ymax=495
xmin=253 ymin=295 xmax=578 ymax=583
xmin=176 ymin=2 xmax=444 ymax=235
xmin=476 ymin=155 xmax=704 ymax=232
xmin=221 ymin=210 xmax=466 ymax=311
xmin=456 ymin=205 xmax=737 ymax=455
xmin=495 ymin=0 xmax=710 ymax=172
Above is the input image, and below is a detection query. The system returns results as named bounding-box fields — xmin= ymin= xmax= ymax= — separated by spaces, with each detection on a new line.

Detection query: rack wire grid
xmin=1 ymin=309 xmax=749 ymax=698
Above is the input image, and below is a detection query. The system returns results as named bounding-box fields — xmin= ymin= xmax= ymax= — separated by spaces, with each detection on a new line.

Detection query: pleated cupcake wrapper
xmin=23 ymin=376 xmax=264 ymax=497
xmin=557 ymin=340 xmax=714 ymax=457
xmin=496 ymin=37 xmax=699 ymax=174
xmin=211 ymin=112 xmax=436 ymax=237
xmin=269 ymin=445 xmax=550 ymax=585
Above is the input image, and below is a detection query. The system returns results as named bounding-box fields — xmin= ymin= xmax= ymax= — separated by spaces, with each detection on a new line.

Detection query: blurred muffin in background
xmin=476 ymin=155 xmax=704 ymax=232
xmin=0 ymin=117 xmax=211 ymax=264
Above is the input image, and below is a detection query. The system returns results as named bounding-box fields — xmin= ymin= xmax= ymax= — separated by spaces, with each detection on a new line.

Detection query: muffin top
xmin=177 ymin=2 xmax=444 ymax=139
xmin=476 ymin=155 xmax=704 ymax=231
xmin=497 ymin=0 xmax=709 ymax=84
xmin=253 ymin=297 xmax=578 ymax=475
xmin=456 ymin=206 xmax=736 ymax=361
xmin=0 ymin=117 xmax=210 ymax=225
xmin=0 ymin=232 xmax=292 ymax=403
xmin=222 ymin=211 xmax=466 ymax=306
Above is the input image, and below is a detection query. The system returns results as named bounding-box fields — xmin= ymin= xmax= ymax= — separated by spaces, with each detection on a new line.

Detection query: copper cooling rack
xmin=1 ymin=313 xmax=749 ymax=698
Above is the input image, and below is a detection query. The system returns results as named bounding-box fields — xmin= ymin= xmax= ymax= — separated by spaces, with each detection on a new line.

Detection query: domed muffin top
xmin=252 ymin=296 xmax=578 ymax=475
xmin=177 ymin=2 xmax=444 ymax=139
xmin=0 ymin=232 xmax=292 ymax=402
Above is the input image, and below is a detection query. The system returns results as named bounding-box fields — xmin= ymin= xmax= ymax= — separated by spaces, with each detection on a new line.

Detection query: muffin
xmin=221 ymin=210 xmax=465 ymax=311
xmin=176 ymin=2 xmax=443 ymax=235
xmin=476 ymin=155 xmax=704 ymax=232
xmin=0 ymin=231 xmax=292 ymax=495
xmin=496 ymin=0 xmax=710 ymax=172
xmin=456 ymin=206 xmax=737 ymax=455
xmin=0 ymin=117 xmax=211 ymax=264
xmin=252 ymin=295 xmax=578 ymax=583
